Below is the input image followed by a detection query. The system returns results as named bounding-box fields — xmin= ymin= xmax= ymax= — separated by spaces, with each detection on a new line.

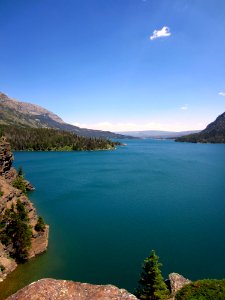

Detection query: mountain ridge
xmin=0 ymin=92 xmax=129 ymax=139
xmin=176 ymin=112 xmax=225 ymax=143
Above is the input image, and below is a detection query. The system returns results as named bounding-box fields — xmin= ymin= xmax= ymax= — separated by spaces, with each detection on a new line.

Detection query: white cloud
xmin=150 ymin=26 xmax=171 ymax=40
xmin=218 ymin=92 xmax=225 ymax=96
xmin=180 ymin=105 xmax=188 ymax=110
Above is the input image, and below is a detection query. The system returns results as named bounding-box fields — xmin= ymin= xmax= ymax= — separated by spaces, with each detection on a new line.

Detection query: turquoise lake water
xmin=1 ymin=139 xmax=225 ymax=298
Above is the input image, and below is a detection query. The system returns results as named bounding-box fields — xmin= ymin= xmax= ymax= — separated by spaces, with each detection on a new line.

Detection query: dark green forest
xmin=175 ymin=131 xmax=225 ymax=143
xmin=176 ymin=112 xmax=225 ymax=143
xmin=0 ymin=125 xmax=121 ymax=151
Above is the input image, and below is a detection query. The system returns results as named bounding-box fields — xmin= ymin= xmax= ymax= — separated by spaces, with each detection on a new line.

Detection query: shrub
xmin=175 ymin=279 xmax=225 ymax=300
xmin=12 ymin=176 xmax=27 ymax=194
xmin=17 ymin=166 xmax=23 ymax=177
xmin=35 ymin=216 xmax=45 ymax=232
xmin=0 ymin=264 xmax=5 ymax=272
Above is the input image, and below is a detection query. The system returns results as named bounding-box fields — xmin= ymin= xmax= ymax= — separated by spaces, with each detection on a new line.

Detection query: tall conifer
xmin=136 ymin=250 xmax=169 ymax=300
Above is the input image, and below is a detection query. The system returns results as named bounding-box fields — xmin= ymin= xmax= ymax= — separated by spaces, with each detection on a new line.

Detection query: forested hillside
xmin=0 ymin=92 xmax=129 ymax=139
xmin=176 ymin=112 xmax=225 ymax=143
xmin=0 ymin=125 xmax=120 ymax=151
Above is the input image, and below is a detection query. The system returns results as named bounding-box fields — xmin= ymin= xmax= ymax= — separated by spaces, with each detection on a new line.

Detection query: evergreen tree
xmin=35 ymin=216 xmax=45 ymax=232
xmin=136 ymin=250 xmax=169 ymax=300
xmin=0 ymin=125 xmax=120 ymax=151
xmin=0 ymin=127 xmax=4 ymax=137
xmin=12 ymin=175 xmax=27 ymax=194
xmin=0 ymin=200 xmax=32 ymax=262
xmin=16 ymin=199 xmax=29 ymax=221
xmin=17 ymin=166 xmax=23 ymax=177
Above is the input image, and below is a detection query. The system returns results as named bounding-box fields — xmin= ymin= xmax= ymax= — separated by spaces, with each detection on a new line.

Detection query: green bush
xmin=35 ymin=216 xmax=45 ymax=232
xmin=0 ymin=190 xmax=3 ymax=197
xmin=0 ymin=264 xmax=5 ymax=272
xmin=16 ymin=199 xmax=29 ymax=221
xmin=12 ymin=176 xmax=27 ymax=194
xmin=175 ymin=279 xmax=225 ymax=300
xmin=17 ymin=166 xmax=23 ymax=177
xmin=0 ymin=200 xmax=32 ymax=262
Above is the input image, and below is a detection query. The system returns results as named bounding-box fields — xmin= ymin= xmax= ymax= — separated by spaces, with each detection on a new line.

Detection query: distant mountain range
xmin=0 ymin=92 xmax=129 ymax=139
xmin=176 ymin=112 xmax=225 ymax=143
xmin=117 ymin=130 xmax=200 ymax=139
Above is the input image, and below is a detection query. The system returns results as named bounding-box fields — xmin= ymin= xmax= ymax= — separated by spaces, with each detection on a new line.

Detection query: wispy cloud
xmin=180 ymin=105 xmax=188 ymax=110
xmin=150 ymin=26 xmax=171 ymax=40
xmin=218 ymin=92 xmax=225 ymax=96
xmin=72 ymin=120 xmax=200 ymax=132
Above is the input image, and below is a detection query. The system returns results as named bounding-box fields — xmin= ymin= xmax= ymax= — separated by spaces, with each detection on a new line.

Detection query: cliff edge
xmin=0 ymin=137 xmax=49 ymax=281
xmin=6 ymin=279 xmax=138 ymax=300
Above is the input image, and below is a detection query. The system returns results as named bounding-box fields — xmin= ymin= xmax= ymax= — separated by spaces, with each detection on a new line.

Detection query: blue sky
xmin=1 ymin=0 xmax=225 ymax=131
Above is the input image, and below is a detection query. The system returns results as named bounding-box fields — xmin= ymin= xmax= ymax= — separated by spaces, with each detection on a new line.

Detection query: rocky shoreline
xmin=0 ymin=137 xmax=193 ymax=299
xmin=0 ymin=137 xmax=49 ymax=282
xmin=4 ymin=273 xmax=191 ymax=300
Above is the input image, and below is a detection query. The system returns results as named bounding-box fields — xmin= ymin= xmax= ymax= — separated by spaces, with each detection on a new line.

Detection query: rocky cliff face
xmin=6 ymin=279 xmax=138 ymax=300
xmin=0 ymin=137 xmax=49 ymax=282
xmin=0 ymin=137 xmax=13 ymax=177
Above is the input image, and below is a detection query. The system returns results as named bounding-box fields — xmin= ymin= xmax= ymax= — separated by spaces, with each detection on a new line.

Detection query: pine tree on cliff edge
xmin=136 ymin=250 xmax=169 ymax=300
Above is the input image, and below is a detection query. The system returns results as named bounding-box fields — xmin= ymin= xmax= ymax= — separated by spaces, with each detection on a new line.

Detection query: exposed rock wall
xmin=6 ymin=279 xmax=138 ymax=300
xmin=0 ymin=242 xmax=17 ymax=282
xmin=0 ymin=137 xmax=48 ymax=282
xmin=0 ymin=137 xmax=13 ymax=177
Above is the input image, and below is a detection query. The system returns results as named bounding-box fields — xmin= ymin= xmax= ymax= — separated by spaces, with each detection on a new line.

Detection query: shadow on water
xmin=0 ymin=253 xmax=49 ymax=300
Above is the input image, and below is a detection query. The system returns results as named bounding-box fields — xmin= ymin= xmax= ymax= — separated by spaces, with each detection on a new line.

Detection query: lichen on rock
xmin=6 ymin=279 xmax=138 ymax=300
xmin=168 ymin=273 xmax=191 ymax=297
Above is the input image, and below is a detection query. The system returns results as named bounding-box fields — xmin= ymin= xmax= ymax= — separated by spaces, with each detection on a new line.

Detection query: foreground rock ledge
xmin=6 ymin=279 xmax=138 ymax=300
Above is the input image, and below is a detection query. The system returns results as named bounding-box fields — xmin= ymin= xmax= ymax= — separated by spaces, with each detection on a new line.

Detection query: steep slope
xmin=0 ymin=137 xmax=49 ymax=281
xmin=0 ymin=92 xmax=128 ymax=139
xmin=0 ymin=92 xmax=64 ymax=127
xmin=176 ymin=112 xmax=225 ymax=143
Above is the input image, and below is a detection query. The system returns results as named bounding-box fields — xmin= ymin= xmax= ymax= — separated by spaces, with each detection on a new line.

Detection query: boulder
xmin=6 ymin=279 xmax=138 ymax=300
xmin=169 ymin=273 xmax=191 ymax=296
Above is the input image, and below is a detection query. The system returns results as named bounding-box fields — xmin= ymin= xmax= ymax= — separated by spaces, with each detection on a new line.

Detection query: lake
xmin=0 ymin=139 xmax=225 ymax=299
